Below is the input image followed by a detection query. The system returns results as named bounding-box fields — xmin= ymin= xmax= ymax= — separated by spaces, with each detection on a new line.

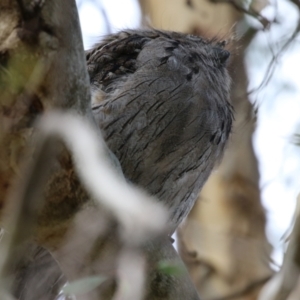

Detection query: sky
xmin=77 ymin=0 xmax=300 ymax=266
xmin=77 ymin=0 xmax=141 ymax=48
xmin=247 ymin=0 xmax=300 ymax=263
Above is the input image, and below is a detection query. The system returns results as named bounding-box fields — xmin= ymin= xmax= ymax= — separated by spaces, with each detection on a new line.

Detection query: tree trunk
xmin=0 ymin=1 xmax=200 ymax=299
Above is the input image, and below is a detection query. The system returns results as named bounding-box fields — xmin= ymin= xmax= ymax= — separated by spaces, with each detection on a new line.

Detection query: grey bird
xmin=87 ymin=30 xmax=233 ymax=230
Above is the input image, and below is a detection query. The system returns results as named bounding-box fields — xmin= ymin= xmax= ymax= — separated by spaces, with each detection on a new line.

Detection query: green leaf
xmin=157 ymin=260 xmax=185 ymax=276
xmin=62 ymin=275 xmax=107 ymax=296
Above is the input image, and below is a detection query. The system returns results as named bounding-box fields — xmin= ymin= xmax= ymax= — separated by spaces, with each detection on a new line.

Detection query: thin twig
xmin=210 ymin=0 xmax=272 ymax=29
xmin=248 ymin=1 xmax=300 ymax=94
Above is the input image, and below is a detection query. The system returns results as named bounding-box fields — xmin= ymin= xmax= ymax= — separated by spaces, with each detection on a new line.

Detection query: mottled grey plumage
xmin=87 ymin=30 xmax=233 ymax=229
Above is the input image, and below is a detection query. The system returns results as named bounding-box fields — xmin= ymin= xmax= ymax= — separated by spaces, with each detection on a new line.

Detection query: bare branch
xmin=210 ymin=0 xmax=273 ymax=29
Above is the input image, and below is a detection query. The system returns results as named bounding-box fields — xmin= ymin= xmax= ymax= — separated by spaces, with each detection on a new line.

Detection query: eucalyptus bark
xmin=0 ymin=0 xmax=96 ymax=297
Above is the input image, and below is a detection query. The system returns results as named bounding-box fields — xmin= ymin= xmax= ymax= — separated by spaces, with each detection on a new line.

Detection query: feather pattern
xmin=87 ymin=29 xmax=233 ymax=229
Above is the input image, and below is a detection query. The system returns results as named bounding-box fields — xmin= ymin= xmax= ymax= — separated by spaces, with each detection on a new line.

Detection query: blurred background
xmin=76 ymin=0 xmax=300 ymax=298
